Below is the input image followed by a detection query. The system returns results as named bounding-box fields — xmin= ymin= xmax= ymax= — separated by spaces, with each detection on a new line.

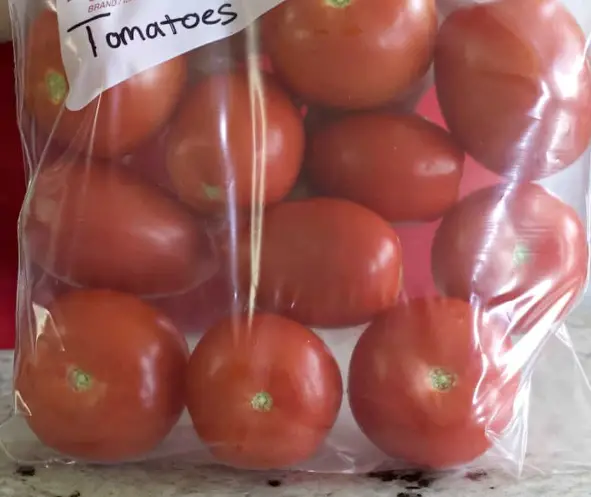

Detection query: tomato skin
xmin=166 ymin=71 xmax=304 ymax=213
xmin=24 ymin=160 xmax=217 ymax=297
xmin=186 ymin=313 xmax=342 ymax=469
xmin=308 ymin=113 xmax=464 ymax=222
xmin=434 ymin=0 xmax=591 ymax=180
xmin=16 ymin=290 xmax=189 ymax=462
xmin=262 ymin=0 xmax=437 ymax=109
xmin=25 ymin=11 xmax=187 ymax=159
xmin=431 ymin=184 xmax=588 ymax=333
xmin=348 ymin=297 xmax=519 ymax=469
xmin=240 ymin=198 xmax=403 ymax=327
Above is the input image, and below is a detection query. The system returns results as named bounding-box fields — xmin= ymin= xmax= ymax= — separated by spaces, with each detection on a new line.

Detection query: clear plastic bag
xmin=3 ymin=0 xmax=591 ymax=477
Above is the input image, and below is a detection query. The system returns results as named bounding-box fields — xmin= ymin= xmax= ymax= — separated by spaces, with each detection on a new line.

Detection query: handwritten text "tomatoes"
xmin=67 ymin=4 xmax=238 ymax=58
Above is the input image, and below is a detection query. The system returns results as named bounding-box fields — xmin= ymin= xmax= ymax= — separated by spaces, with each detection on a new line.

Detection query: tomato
xmin=24 ymin=160 xmax=217 ymax=296
xmin=15 ymin=289 xmax=189 ymax=462
xmin=240 ymin=198 xmax=403 ymax=327
xmin=432 ymin=184 xmax=588 ymax=334
xmin=166 ymin=71 xmax=304 ymax=213
xmin=186 ymin=313 xmax=342 ymax=469
xmin=415 ymin=86 xmax=501 ymax=198
xmin=348 ymin=297 xmax=519 ymax=469
xmin=434 ymin=0 xmax=591 ymax=180
xmin=261 ymin=0 xmax=437 ymax=109
xmin=307 ymin=113 xmax=464 ymax=222
xmin=25 ymin=11 xmax=187 ymax=159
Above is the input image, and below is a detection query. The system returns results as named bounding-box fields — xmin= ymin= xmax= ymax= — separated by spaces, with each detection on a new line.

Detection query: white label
xmin=55 ymin=0 xmax=287 ymax=111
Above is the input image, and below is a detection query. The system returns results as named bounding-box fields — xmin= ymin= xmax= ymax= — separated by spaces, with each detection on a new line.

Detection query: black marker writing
xmin=106 ymin=25 xmax=145 ymax=48
xmin=162 ymin=15 xmax=177 ymax=35
xmin=67 ymin=12 xmax=112 ymax=58
xmin=182 ymin=13 xmax=200 ymax=29
xmin=146 ymin=22 xmax=167 ymax=39
xmin=67 ymin=3 xmax=239 ymax=58
xmin=218 ymin=3 xmax=238 ymax=25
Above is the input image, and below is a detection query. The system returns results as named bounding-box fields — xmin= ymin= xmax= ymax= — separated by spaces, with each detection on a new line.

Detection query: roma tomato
xmin=434 ymin=0 xmax=591 ymax=180
xmin=349 ymin=297 xmax=519 ymax=469
xmin=166 ymin=71 xmax=304 ymax=213
xmin=307 ymin=113 xmax=464 ymax=222
xmin=261 ymin=0 xmax=437 ymax=109
xmin=24 ymin=160 xmax=217 ymax=296
xmin=25 ymin=11 xmax=187 ymax=159
xmin=415 ymin=85 xmax=500 ymax=198
xmin=186 ymin=313 xmax=342 ymax=469
xmin=16 ymin=290 xmax=189 ymax=462
xmin=240 ymin=198 xmax=403 ymax=327
xmin=431 ymin=184 xmax=588 ymax=333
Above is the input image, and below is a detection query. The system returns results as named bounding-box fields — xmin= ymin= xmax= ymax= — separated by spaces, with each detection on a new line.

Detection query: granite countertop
xmin=1 ymin=307 xmax=591 ymax=497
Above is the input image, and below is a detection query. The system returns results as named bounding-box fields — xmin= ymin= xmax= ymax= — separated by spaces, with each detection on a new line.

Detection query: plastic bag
xmin=3 ymin=0 xmax=591 ymax=477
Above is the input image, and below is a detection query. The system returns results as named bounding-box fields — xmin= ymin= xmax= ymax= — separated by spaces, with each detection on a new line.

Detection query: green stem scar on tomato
xmin=512 ymin=243 xmax=530 ymax=266
xmin=45 ymin=70 xmax=68 ymax=105
xmin=202 ymin=183 xmax=223 ymax=201
xmin=68 ymin=368 xmax=93 ymax=392
xmin=430 ymin=368 xmax=457 ymax=392
xmin=251 ymin=391 xmax=273 ymax=412
xmin=325 ymin=0 xmax=352 ymax=7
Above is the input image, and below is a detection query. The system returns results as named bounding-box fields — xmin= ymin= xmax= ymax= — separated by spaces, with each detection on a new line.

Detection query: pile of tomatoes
xmin=12 ymin=0 xmax=591 ymax=472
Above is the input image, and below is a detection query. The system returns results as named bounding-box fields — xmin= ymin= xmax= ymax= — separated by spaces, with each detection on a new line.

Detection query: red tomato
xmin=261 ymin=0 xmax=437 ymax=109
xmin=307 ymin=113 xmax=464 ymax=222
xmin=240 ymin=198 xmax=403 ymax=327
xmin=186 ymin=313 xmax=342 ymax=469
xmin=166 ymin=71 xmax=304 ymax=213
xmin=15 ymin=290 xmax=189 ymax=462
xmin=25 ymin=11 xmax=187 ymax=159
xmin=415 ymin=86 xmax=500 ymax=199
xmin=349 ymin=297 xmax=519 ymax=469
xmin=24 ymin=160 xmax=217 ymax=296
xmin=432 ymin=184 xmax=588 ymax=333
xmin=434 ymin=0 xmax=591 ymax=180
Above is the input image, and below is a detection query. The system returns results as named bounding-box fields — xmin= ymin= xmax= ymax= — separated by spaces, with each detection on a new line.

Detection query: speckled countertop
xmin=2 ymin=306 xmax=591 ymax=497
xmin=2 ymin=461 xmax=591 ymax=497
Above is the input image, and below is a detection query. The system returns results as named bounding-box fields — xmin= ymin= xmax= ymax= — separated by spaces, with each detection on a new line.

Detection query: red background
xmin=0 ymin=41 xmax=26 ymax=350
